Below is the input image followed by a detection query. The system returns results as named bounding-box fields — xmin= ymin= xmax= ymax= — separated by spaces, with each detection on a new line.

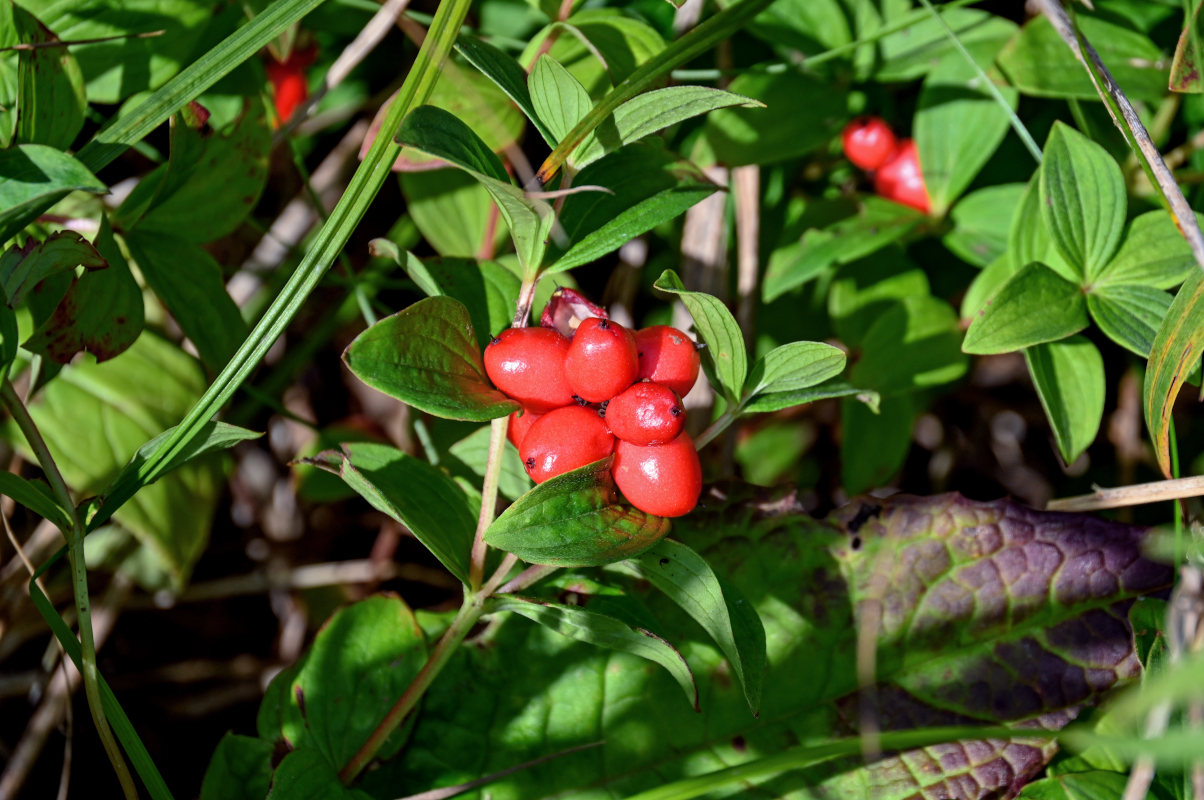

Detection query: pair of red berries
xmin=841 ymin=117 xmax=930 ymax=214
xmin=483 ymin=292 xmax=703 ymax=518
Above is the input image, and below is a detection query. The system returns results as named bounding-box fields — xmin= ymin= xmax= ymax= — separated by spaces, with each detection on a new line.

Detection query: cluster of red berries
xmin=484 ymin=290 xmax=703 ymax=518
xmin=841 ymin=116 xmax=930 ymax=214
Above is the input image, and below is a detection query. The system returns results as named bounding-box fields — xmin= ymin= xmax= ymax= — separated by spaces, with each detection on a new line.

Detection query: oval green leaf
xmin=963 ymin=262 xmax=1088 ymax=355
xmin=1025 ymin=336 xmax=1104 ymax=465
xmin=1087 ymin=284 xmax=1172 ymax=358
xmin=744 ymin=341 xmax=846 ymax=400
xmin=0 ymin=145 xmax=105 ymax=247
xmin=485 ymin=459 xmax=670 ymax=567
xmin=343 ymin=295 xmax=519 ymax=422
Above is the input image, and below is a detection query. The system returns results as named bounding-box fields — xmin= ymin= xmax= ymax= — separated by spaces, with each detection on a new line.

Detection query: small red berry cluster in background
xmin=484 ymin=289 xmax=703 ymax=518
xmin=841 ymin=117 xmax=930 ymax=214
xmin=266 ymin=45 xmax=317 ymax=127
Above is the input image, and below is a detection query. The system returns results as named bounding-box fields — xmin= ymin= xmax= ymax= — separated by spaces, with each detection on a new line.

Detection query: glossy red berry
xmin=564 ymin=318 xmax=639 ymax=403
xmin=634 ymin=326 xmax=700 ymax=397
xmin=873 ymin=139 xmax=930 ymax=214
xmin=604 ymin=381 xmax=684 ymax=446
xmin=842 ymin=116 xmax=899 ymax=171
xmin=507 ymin=408 xmax=542 ymax=450
xmin=520 ymin=405 xmax=614 ymax=483
xmin=267 ymin=46 xmax=317 ymax=126
xmin=484 ymin=328 xmax=575 ymax=412
xmin=613 ymin=432 xmax=702 ymax=518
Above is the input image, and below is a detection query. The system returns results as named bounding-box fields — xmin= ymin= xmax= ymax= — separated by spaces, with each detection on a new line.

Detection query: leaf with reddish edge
xmin=1144 ymin=269 xmax=1204 ymax=477
xmin=369 ymin=490 xmax=1171 ymax=800
xmin=343 ymin=295 xmax=519 ymax=422
xmin=0 ymin=230 xmax=105 ymax=307
xmin=540 ymin=286 xmax=608 ymax=338
xmin=484 ymin=458 xmax=670 ymax=567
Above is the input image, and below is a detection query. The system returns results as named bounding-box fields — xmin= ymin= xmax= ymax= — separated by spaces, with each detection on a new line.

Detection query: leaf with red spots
xmin=24 ymin=217 xmax=144 ymax=364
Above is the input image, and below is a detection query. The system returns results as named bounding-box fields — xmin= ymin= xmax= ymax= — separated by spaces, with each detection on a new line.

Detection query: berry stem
xmin=469 ymin=415 xmax=509 ymax=591
xmin=693 ymin=408 xmax=739 ymax=450
xmin=512 ymin=277 xmax=539 ymax=327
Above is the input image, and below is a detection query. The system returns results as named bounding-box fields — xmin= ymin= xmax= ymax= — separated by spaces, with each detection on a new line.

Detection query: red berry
xmin=485 ymin=328 xmax=575 ymax=412
xmin=507 ymin=408 xmax=542 ymax=450
xmin=612 ymin=432 xmax=702 ymax=518
xmin=267 ymin=46 xmax=317 ymax=126
xmin=520 ymin=405 xmax=614 ymax=483
xmin=842 ymin=116 xmax=899 ymax=171
xmin=873 ymin=139 xmax=930 ymax=214
xmin=634 ymin=326 xmax=700 ymax=397
xmin=564 ymin=318 xmax=639 ymax=403
xmin=604 ymin=381 xmax=684 ymax=445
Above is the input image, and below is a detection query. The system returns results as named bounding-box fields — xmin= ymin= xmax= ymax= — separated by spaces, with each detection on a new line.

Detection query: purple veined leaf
xmin=0 ymin=229 xmax=105 ymax=307
xmin=368 ymin=491 xmax=1171 ymax=799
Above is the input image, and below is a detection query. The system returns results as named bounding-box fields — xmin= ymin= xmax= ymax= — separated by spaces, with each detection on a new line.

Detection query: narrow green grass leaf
xmin=0 ymin=471 xmax=72 ymax=532
xmin=343 ymin=295 xmax=518 ymax=422
xmin=485 ymin=458 xmax=670 ymax=567
xmin=652 ymin=269 xmax=747 ymax=401
xmin=963 ymin=262 xmax=1088 ymax=354
xmin=494 ymin=596 xmax=699 ymax=710
xmin=1145 ymin=271 xmax=1204 ymax=477
xmin=1025 ymin=336 xmax=1104 ymax=465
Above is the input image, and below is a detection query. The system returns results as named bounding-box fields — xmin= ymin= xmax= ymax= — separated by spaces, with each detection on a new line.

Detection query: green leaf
xmin=200 ymin=734 xmax=274 ymax=800
xmin=278 ymin=595 xmax=427 ymax=770
xmin=1008 ymin=171 xmax=1054 ymax=271
xmin=1170 ymin=2 xmax=1203 ymax=94
xmin=448 ymin=425 xmax=532 ymax=502
xmin=741 ymin=379 xmax=879 ymax=415
xmin=266 ymin=748 xmax=376 ymax=800
xmin=117 ymin=108 xmax=271 ymax=243
xmin=343 ymin=295 xmax=518 ymax=422
xmin=0 ymin=303 xmax=15 ymax=381
xmin=0 ymin=471 xmax=72 ymax=532
xmin=696 ymin=70 xmax=846 ymax=167
xmin=943 ymin=184 xmax=1025 ymax=268
xmin=763 ymin=197 xmax=924 ymax=302
xmin=493 ymin=596 xmax=699 ymax=709
xmin=572 ymin=85 xmax=761 ymax=169
xmin=456 ymin=35 xmax=557 ymax=147
xmin=0 ymin=230 xmax=106 ymax=307
xmin=548 ymin=144 xmax=719 ymax=274
xmin=520 ymin=10 xmax=665 ymax=99
xmin=1039 ymin=122 xmax=1127 ymax=281
xmin=737 ymin=0 xmax=850 ymax=52
xmin=485 ymin=458 xmax=670 ymax=567
xmin=1096 ymin=210 xmax=1204 ymax=289
xmin=397 ymin=105 xmax=554 ymax=277
xmin=876 ymin=7 xmax=1017 ymax=81
xmin=13 ymin=5 xmax=86 ymax=151
xmin=0 ymin=146 xmax=105 ymax=247
xmin=744 ymin=341 xmax=846 ymax=399
xmin=828 ymin=251 xmax=930 ymax=346
xmin=1017 ymin=770 xmax=1132 ymax=800
xmin=6 ymin=334 xmax=223 ymax=586
xmin=322 ymin=442 xmax=476 ymax=584
xmin=915 ymin=55 xmax=1017 ymax=217
xmin=23 ymin=218 xmax=144 ymax=364
xmin=652 ymin=269 xmax=747 ymax=401
xmin=398 ymin=169 xmax=509 ymax=260
xmin=998 ymin=14 xmax=1169 ymax=101
xmin=960 ymin=254 xmax=1018 ymax=318
xmin=381 ymin=248 xmax=520 ymax=348
xmin=627 ymin=539 xmax=766 ymax=714
xmin=529 ymin=55 xmax=592 ymax=145
xmin=0 ymin=3 xmax=16 ymax=149
xmin=963 ymin=262 xmax=1088 ymax=355
xmin=852 ymin=295 xmax=967 ymax=394
xmin=1026 ymin=336 xmax=1105 ymax=465
xmin=124 ymin=231 xmax=248 ymax=371
xmin=1145 ymin=270 xmax=1204 ymax=476
xmin=1088 ymin=284 xmax=1172 ymax=358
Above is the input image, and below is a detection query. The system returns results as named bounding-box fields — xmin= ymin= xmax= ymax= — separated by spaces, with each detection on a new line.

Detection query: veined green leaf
xmin=456 ymin=35 xmax=557 ymax=147
xmin=944 ymin=183 xmax=1025 ymax=268
xmin=963 ymin=262 xmax=1088 ymax=354
xmin=13 ymin=4 xmax=86 ymax=151
xmin=493 ymin=596 xmax=699 ymax=709
xmin=745 ymin=341 xmax=846 ymax=399
xmin=1025 ymin=336 xmax=1104 ymax=465
xmin=1096 ymin=210 xmax=1204 ymax=289
xmin=0 ymin=146 xmax=105 ymax=246
xmin=1087 ymin=284 xmax=1172 ymax=358
xmin=652 ymin=269 xmax=747 ymax=401
xmin=0 ymin=230 xmax=105 ymax=307
xmin=529 ymin=55 xmax=591 ymax=145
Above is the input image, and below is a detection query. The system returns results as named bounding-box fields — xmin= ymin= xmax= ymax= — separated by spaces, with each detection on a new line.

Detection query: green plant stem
xmin=0 ymin=380 xmax=138 ymax=800
xmin=469 ymin=416 xmax=509 ymax=591
xmin=338 ymin=593 xmax=487 ymax=783
xmin=694 ymin=408 xmax=739 ymax=450
xmin=512 ymin=277 xmax=539 ymax=327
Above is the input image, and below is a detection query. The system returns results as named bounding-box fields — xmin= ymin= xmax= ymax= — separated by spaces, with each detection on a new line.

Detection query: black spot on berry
xmin=669 ymin=406 xmax=681 ymax=416
xmin=489 ymin=336 xmax=501 ymax=346
xmin=599 ymin=319 xmax=610 ymax=329
xmin=525 ymin=458 xmax=535 ymax=469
